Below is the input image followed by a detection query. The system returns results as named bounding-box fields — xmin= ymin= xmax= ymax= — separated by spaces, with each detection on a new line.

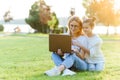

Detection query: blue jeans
xmin=52 ymin=53 xmax=87 ymax=71
xmin=88 ymin=62 xmax=104 ymax=71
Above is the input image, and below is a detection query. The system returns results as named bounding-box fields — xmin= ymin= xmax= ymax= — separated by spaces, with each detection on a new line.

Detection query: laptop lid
xmin=49 ymin=34 xmax=71 ymax=53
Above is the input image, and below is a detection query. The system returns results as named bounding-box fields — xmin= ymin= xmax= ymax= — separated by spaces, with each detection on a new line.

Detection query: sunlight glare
xmin=114 ymin=0 xmax=120 ymax=11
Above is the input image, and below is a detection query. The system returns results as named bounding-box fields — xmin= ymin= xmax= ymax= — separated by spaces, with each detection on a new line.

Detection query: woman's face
xmin=82 ymin=23 xmax=92 ymax=35
xmin=69 ymin=21 xmax=81 ymax=34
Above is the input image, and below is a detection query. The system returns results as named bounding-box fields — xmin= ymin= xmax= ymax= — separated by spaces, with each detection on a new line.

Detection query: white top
xmin=64 ymin=35 xmax=88 ymax=58
xmin=85 ymin=34 xmax=104 ymax=63
xmin=71 ymin=35 xmax=88 ymax=51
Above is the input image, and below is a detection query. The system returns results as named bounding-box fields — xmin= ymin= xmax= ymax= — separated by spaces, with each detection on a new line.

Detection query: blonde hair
xmin=83 ymin=17 xmax=96 ymax=28
xmin=67 ymin=16 xmax=82 ymax=36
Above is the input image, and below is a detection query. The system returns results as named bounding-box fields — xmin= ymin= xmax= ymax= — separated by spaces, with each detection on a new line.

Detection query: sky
xmin=0 ymin=0 xmax=120 ymax=20
xmin=0 ymin=0 xmax=85 ymax=20
xmin=0 ymin=0 xmax=38 ymax=20
xmin=45 ymin=0 xmax=85 ymax=18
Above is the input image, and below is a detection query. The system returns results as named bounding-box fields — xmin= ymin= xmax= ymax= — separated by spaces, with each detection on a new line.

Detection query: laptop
xmin=49 ymin=34 xmax=71 ymax=53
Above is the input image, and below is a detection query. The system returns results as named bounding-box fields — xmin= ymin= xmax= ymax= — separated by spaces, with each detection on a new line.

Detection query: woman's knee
xmin=82 ymin=66 xmax=87 ymax=71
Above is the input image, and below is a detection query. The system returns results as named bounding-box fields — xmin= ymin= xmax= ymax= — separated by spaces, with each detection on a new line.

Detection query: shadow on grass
xmin=25 ymin=71 xmax=104 ymax=80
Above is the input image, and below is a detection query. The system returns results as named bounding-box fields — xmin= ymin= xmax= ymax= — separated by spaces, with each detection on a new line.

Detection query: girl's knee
xmin=88 ymin=64 xmax=95 ymax=71
xmin=88 ymin=67 xmax=95 ymax=71
xmin=95 ymin=67 xmax=104 ymax=71
xmin=96 ymin=63 xmax=104 ymax=71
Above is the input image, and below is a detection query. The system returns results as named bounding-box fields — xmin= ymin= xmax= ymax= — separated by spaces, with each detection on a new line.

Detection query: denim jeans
xmin=88 ymin=62 xmax=104 ymax=71
xmin=52 ymin=53 xmax=87 ymax=71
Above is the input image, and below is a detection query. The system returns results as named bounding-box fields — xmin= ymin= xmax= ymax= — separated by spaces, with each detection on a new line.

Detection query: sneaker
xmin=44 ymin=67 xmax=61 ymax=76
xmin=62 ymin=69 xmax=76 ymax=76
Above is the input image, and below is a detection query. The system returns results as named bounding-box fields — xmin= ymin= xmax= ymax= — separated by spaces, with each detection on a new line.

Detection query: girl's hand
xmin=73 ymin=49 xmax=85 ymax=60
xmin=72 ymin=40 xmax=82 ymax=48
xmin=72 ymin=48 xmax=79 ymax=54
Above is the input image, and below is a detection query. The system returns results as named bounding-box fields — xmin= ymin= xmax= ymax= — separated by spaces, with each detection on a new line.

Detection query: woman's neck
xmin=72 ymin=32 xmax=82 ymax=38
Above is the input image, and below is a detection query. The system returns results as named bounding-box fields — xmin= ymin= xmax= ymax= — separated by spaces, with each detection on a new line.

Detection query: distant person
xmin=14 ymin=26 xmax=21 ymax=33
xmin=74 ymin=17 xmax=105 ymax=71
xmin=68 ymin=8 xmax=75 ymax=19
xmin=44 ymin=16 xmax=88 ymax=76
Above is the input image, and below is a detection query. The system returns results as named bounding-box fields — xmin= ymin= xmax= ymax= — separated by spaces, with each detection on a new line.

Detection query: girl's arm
xmin=73 ymin=41 xmax=90 ymax=55
xmin=79 ymin=45 xmax=90 ymax=55
xmin=73 ymin=49 xmax=85 ymax=59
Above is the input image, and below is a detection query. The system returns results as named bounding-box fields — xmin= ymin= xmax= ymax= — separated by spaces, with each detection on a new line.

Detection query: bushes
xmin=0 ymin=24 xmax=4 ymax=31
xmin=52 ymin=27 xmax=68 ymax=34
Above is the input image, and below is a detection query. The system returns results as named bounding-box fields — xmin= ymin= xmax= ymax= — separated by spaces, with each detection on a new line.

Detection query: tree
xmin=0 ymin=24 xmax=4 ymax=31
xmin=113 ymin=9 xmax=120 ymax=34
xmin=3 ymin=10 xmax=13 ymax=22
xmin=39 ymin=0 xmax=51 ymax=24
xmin=48 ymin=12 xmax=59 ymax=33
xmin=82 ymin=0 xmax=120 ymax=35
xmin=39 ymin=0 xmax=51 ymax=33
xmin=25 ymin=0 xmax=52 ymax=33
xmin=25 ymin=0 xmax=59 ymax=33
xmin=25 ymin=1 xmax=42 ymax=32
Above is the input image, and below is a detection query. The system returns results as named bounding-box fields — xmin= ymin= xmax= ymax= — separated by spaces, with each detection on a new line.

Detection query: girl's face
xmin=69 ymin=21 xmax=81 ymax=34
xmin=82 ymin=23 xmax=92 ymax=35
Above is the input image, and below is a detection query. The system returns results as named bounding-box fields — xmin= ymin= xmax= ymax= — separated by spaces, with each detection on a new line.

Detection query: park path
xmin=0 ymin=32 xmax=13 ymax=37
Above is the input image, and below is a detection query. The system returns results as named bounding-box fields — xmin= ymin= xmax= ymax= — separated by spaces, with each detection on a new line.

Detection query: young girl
xmin=82 ymin=17 xmax=105 ymax=71
xmin=73 ymin=17 xmax=104 ymax=71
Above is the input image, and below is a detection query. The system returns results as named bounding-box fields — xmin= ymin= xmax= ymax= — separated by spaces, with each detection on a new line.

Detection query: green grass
xmin=100 ymin=34 xmax=120 ymax=40
xmin=0 ymin=34 xmax=120 ymax=80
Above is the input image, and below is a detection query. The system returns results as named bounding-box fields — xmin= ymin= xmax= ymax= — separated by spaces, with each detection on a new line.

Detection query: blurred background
xmin=0 ymin=0 xmax=120 ymax=35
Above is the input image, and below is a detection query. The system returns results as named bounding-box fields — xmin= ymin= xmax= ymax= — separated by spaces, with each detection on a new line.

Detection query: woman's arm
xmin=57 ymin=49 xmax=64 ymax=56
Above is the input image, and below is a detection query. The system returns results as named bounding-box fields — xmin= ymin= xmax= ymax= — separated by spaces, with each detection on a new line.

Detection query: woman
xmin=74 ymin=17 xmax=105 ymax=71
xmin=44 ymin=16 xmax=88 ymax=76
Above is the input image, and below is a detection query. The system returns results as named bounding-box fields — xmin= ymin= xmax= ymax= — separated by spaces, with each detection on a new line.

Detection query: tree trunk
xmin=114 ymin=27 xmax=117 ymax=35
xmin=63 ymin=26 xmax=66 ymax=33
xmin=106 ymin=26 xmax=109 ymax=35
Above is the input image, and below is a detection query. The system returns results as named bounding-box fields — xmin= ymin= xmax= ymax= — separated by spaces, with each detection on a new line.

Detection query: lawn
xmin=0 ymin=33 xmax=120 ymax=80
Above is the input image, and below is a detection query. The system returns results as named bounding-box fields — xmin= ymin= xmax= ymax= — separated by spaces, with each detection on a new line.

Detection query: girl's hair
xmin=67 ymin=16 xmax=82 ymax=35
xmin=83 ymin=17 xmax=96 ymax=28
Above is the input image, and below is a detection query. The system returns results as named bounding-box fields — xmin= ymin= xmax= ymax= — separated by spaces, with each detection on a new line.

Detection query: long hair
xmin=67 ymin=16 xmax=83 ymax=36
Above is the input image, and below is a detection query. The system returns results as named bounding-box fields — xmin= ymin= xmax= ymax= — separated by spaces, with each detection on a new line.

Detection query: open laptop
xmin=49 ymin=34 xmax=71 ymax=53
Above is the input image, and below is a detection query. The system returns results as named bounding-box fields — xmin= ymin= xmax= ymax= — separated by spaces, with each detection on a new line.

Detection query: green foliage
xmin=59 ymin=27 xmax=68 ymax=33
xmin=100 ymin=34 xmax=120 ymax=40
xmin=25 ymin=0 xmax=60 ymax=33
xmin=25 ymin=1 xmax=41 ymax=32
xmin=48 ymin=12 xmax=59 ymax=33
xmin=25 ymin=1 xmax=50 ymax=33
xmin=0 ymin=24 xmax=4 ymax=31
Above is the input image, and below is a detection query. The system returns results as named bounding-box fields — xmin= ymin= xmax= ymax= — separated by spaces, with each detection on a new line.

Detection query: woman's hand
xmin=57 ymin=49 xmax=64 ymax=56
